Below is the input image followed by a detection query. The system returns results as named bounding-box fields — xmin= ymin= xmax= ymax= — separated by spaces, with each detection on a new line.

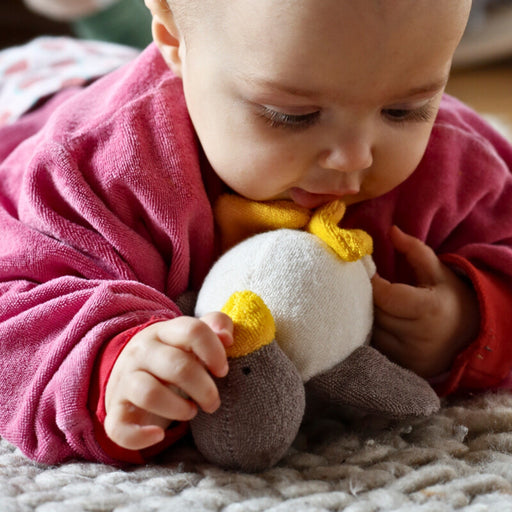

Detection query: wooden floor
xmin=447 ymin=58 xmax=512 ymax=128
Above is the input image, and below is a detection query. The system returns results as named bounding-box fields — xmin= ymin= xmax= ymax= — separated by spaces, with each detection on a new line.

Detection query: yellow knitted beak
xmin=222 ymin=291 xmax=276 ymax=359
xmin=307 ymin=200 xmax=373 ymax=262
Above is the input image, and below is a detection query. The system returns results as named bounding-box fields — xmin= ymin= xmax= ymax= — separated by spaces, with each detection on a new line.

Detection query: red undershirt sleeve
xmin=88 ymin=318 xmax=190 ymax=464
xmin=435 ymin=253 xmax=512 ymax=396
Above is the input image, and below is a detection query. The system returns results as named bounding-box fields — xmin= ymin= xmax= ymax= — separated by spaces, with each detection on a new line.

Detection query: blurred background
xmin=0 ymin=0 xmax=511 ymax=134
xmin=0 ymin=0 xmax=151 ymax=50
xmin=0 ymin=0 xmax=72 ymax=48
xmin=448 ymin=0 xmax=512 ymax=136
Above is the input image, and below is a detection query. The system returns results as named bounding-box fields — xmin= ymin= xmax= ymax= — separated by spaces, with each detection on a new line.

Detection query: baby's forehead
xmin=191 ymin=0 xmax=469 ymax=41
xmin=175 ymin=0 xmax=469 ymax=94
xmin=216 ymin=4 xmax=459 ymax=83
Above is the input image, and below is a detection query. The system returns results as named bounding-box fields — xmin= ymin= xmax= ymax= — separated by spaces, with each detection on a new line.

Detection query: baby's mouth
xmin=289 ymin=187 xmax=358 ymax=209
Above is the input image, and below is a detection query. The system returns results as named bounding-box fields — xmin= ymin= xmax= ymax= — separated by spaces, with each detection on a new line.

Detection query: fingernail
xmin=219 ymin=361 xmax=229 ymax=377
xmin=186 ymin=404 xmax=198 ymax=420
xmin=219 ymin=329 xmax=234 ymax=346
xmin=209 ymin=397 xmax=221 ymax=413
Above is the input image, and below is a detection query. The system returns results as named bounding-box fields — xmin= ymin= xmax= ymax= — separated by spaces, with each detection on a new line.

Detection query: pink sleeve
xmin=435 ymin=254 xmax=512 ymax=396
xmin=0 ymin=49 xmax=215 ymax=464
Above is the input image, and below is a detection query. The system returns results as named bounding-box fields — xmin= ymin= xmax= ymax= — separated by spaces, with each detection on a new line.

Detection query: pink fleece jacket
xmin=1 ymin=44 xmax=512 ymax=465
xmin=0 ymin=45 xmax=219 ymax=464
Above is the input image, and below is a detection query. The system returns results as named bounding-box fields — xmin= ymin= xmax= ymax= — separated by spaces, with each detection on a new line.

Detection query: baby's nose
xmin=318 ymin=138 xmax=373 ymax=174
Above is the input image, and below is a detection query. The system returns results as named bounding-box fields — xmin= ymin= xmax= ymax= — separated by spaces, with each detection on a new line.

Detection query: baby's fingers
xmin=104 ymin=404 xmax=166 ymax=451
xmin=372 ymin=272 xmax=433 ymax=320
xmin=126 ymin=369 xmax=201 ymax=419
xmin=155 ymin=316 xmax=231 ymax=378
xmin=200 ymin=311 xmax=234 ymax=349
xmin=372 ymin=325 xmax=404 ymax=364
xmin=389 ymin=226 xmax=445 ymax=286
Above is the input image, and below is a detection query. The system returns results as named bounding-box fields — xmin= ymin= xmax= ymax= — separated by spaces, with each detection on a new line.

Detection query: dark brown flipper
xmin=306 ymin=345 xmax=440 ymax=419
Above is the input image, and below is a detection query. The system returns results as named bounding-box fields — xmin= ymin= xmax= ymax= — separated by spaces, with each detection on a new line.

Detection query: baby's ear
xmin=145 ymin=0 xmax=184 ymax=77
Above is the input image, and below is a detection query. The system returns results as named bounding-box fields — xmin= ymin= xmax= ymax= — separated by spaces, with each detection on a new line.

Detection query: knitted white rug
xmin=3 ymin=391 xmax=512 ymax=511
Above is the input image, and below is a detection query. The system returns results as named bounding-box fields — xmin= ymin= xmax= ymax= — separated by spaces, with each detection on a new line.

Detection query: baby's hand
xmin=371 ymin=226 xmax=480 ymax=378
xmin=104 ymin=313 xmax=233 ymax=451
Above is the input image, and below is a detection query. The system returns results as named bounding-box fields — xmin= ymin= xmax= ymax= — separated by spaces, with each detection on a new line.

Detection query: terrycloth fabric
xmin=0 ymin=44 xmax=219 ymax=465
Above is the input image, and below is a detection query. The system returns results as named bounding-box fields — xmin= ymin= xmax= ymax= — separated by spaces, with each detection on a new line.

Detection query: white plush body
xmin=195 ymin=229 xmax=376 ymax=382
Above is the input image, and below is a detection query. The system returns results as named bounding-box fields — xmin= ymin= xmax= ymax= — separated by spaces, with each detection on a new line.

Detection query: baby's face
xmin=158 ymin=0 xmax=470 ymax=208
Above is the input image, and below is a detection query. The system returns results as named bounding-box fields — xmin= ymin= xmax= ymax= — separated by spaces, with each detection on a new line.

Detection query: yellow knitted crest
xmin=307 ymin=200 xmax=373 ymax=261
xmin=221 ymin=291 xmax=276 ymax=359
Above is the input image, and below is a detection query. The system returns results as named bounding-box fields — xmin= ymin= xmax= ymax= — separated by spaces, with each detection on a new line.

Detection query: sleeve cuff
xmin=435 ymin=254 xmax=512 ymax=396
xmin=89 ymin=317 xmax=189 ymax=464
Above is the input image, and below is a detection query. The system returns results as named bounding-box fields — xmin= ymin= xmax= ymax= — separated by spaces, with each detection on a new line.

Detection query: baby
xmin=1 ymin=0 xmax=512 ymax=465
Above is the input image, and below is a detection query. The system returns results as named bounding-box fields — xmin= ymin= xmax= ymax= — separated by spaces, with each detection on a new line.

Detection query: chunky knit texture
xmin=3 ymin=391 xmax=512 ymax=510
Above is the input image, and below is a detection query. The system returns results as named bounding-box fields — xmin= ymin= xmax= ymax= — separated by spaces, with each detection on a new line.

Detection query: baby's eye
xmin=258 ymin=106 xmax=321 ymax=130
xmin=382 ymin=104 xmax=435 ymax=125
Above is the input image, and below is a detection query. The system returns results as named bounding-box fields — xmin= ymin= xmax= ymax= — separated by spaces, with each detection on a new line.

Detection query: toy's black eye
xmin=242 ymin=367 xmax=251 ymax=375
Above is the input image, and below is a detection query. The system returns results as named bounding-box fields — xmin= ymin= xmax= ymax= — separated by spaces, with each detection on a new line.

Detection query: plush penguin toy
xmin=191 ymin=195 xmax=440 ymax=472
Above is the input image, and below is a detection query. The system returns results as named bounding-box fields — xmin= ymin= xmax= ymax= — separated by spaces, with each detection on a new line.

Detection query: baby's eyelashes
xmin=257 ymin=105 xmax=321 ymax=130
